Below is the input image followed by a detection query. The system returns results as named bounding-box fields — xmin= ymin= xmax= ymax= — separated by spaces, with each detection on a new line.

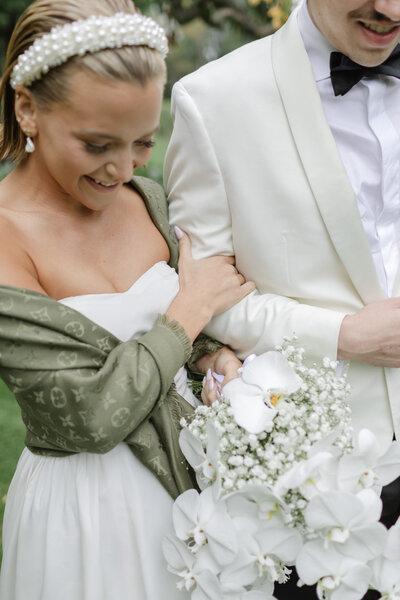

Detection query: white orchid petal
xmin=334 ymin=564 xmax=371 ymax=600
xmin=256 ymin=525 xmax=303 ymax=564
xmin=275 ymin=452 xmax=334 ymax=498
xmin=241 ymin=351 xmax=302 ymax=394
xmin=219 ymin=548 xmax=258 ymax=588
xmin=225 ymin=485 xmax=283 ymax=520
xmin=357 ymin=429 xmax=380 ymax=462
xmin=339 ymin=522 xmax=387 ymax=560
xmin=229 ymin=392 xmax=277 ymax=434
xmin=241 ymin=591 xmax=276 ymax=600
xmin=193 ymin=569 xmax=244 ymax=600
xmin=374 ymin=441 xmax=400 ymax=486
xmin=305 ymin=492 xmax=363 ymax=530
xmin=296 ymin=540 xmax=341 ymax=584
xmin=205 ymin=504 xmax=239 ymax=565
xmin=385 ymin=516 xmax=400 ymax=560
xmin=356 ymin=488 xmax=383 ymax=523
xmin=162 ymin=535 xmax=195 ymax=571
xmin=173 ymin=488 xmax=201 ymax=541
xmin=206 ymin=421 xmax=220 ymax=460
xmin=179 ymin=427 xmax=206 ymax=470
xmin=222 ymin=376 xmax=256 ymax=401
xmin=370 ymin=555 xmax=400 ymax=591
xmin=337 ymin=455 xmax=369 ymax=493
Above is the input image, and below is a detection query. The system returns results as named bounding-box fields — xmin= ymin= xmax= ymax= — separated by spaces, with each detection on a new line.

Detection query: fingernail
xmin=202 ymin=376 xmax=206 ymax=388
xmin=174 ymin=226 xmax=184 ymax=240
xmin=206 ymin=368 xmax=211 ymax=381
xmin=209 ymin=377 xmax=214 ymax=390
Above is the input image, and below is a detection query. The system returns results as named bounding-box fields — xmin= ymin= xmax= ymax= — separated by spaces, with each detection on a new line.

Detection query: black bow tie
xmin=330 ymin=45 xmax=400 ymax=96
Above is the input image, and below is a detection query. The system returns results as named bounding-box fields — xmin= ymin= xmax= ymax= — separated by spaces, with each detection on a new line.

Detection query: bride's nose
xmin=105 ymin=152 xmax=137 ymax=182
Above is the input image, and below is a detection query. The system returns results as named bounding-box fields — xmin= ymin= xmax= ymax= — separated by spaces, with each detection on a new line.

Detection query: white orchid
xmin=179 ymin=422 xmax=220 ymax=490
xmin=369 ymin=517 xmax=400 ymax=599
xmin=222 ymin=351 xmax=302 ymax=434
xmin=274 ymin=451 xmax=338 ymax=500
xmin=296 ymin=540 xmax=370 ymax=600
xmin=172 ymin=486 xmax=238 ymax=565
xmin=225 ymin=485 xmax=285 ymax=523
xmin=337 ymin=429 xmax=400 ymax=493
xmin=304 ymin=489 xmax=387 ymax=561
xmin=217 ymin=507 xmax=302 ymax=588
xmin=162 ymin=535 xmax=243 ymax=600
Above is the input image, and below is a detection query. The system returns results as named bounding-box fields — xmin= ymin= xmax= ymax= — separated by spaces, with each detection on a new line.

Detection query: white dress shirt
xmin=298 ymin=2 xmax=400 ymax=296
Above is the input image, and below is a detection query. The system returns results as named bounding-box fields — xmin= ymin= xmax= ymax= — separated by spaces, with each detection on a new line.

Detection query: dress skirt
xmin=0 ymin=443 xmax=186 ymax=600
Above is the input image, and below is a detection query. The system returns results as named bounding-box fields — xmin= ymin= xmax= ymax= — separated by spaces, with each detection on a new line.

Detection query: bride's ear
xmin=14 ymin=86 xmax=38 ymax=137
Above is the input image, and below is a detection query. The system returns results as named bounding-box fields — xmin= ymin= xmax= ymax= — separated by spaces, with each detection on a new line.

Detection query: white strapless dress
xmin=0 ymin=262 xmax=197 ymax=600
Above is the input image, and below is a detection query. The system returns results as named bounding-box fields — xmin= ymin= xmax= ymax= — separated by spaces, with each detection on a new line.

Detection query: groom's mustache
xmin=350 ymin=8 xmax=400 ymax=24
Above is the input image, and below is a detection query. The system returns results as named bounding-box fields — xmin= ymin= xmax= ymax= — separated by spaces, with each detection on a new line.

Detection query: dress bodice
xmin=60 ymin=261 xmax=197 ymax=406
xmin=60 ymin=261 xmax=179 ymax=342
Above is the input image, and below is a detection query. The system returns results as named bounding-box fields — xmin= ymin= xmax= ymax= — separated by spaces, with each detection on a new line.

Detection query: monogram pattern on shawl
xmin=0 ymin=177 xmax=205 ymax=498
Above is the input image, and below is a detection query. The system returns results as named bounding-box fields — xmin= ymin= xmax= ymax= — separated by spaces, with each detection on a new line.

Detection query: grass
xmin=0 ymin=380 xmax=25 ymax=562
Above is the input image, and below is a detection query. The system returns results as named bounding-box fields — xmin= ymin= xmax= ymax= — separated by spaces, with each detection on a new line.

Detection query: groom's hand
xmin=338 ymin=297 xmax=400 ymax=367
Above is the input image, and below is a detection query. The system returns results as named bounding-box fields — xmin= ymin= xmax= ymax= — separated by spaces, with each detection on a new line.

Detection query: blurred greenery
xmin=0 ymin=381 xmax=25 ymax=562
xmin=0 ymin=0 xmax=295 ymax=73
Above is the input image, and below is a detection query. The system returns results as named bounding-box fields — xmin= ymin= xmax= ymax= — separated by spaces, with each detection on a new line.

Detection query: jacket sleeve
xmin=164 ymin=81 xmax=346 ymax=362
xmin=0 ymin=314 xmax=192 ymax=455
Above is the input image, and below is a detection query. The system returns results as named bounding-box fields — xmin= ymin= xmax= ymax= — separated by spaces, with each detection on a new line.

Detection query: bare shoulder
xmin=0 ymin=210 xmax=46 ymax=294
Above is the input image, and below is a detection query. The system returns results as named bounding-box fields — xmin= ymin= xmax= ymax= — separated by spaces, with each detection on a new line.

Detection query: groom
xmin=165 ymin=0 xmax=400 ymax=595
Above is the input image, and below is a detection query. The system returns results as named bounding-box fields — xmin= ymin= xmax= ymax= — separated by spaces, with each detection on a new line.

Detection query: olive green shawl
xmin=0 ymin=177 xmax=220 ymax=499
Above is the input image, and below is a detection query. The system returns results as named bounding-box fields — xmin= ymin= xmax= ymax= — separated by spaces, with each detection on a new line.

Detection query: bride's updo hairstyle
xmin=0 ymin=0 xmax=167 ymax=163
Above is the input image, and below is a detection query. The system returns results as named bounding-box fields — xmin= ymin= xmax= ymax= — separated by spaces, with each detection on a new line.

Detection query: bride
xmin=0 ymin=1 xmax=255 ymax=598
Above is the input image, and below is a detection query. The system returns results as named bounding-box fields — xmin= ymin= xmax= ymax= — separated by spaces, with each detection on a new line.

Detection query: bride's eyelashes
xmin=84 ymin=142 xmax=111 ymax=154
xmin=135 ymin=139 xmax=156 ymax=149
xmin=83 ymin=139 xmax=155 ymax=154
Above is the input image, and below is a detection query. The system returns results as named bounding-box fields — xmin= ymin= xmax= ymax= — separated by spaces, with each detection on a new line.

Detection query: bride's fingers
xmin=201 ymin=371 xmax=219 ymax=406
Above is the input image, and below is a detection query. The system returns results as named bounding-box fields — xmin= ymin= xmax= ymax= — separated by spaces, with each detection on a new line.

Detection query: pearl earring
xmin=24 ymin=130 xmax=35 ymax=154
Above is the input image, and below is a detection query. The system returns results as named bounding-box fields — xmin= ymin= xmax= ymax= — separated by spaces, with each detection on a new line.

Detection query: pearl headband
xmin=10 ymin=12 xmax=168 ymax=89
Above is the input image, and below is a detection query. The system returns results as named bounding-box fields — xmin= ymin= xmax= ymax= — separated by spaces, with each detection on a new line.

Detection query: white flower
xmin=179 ymin=421 xmax=220 ymax=490
xmin=369 ymin=517 xmax=400 ymax=599
xmin=218 ymin=514 xmax=302 ymax=588
xmin=296 ymin=540 xmax=370 ymax=600
xmin=225 ymin=485 xmax=285 ymax=522
xmin=163 ymin=535 xmax=244 ymax=600
xmin=172 ymin=486 xmax=238 ymax=565
xmin=222 ymin=351 xmax=302 ymax=434
xmin=162 ymin=535 xmax=213 ymax=592
xmin=338 ymin=429 xmax=400 ymax=493
xmin=304 ymin=489 xmax=387 ymax=561
xmin=274 ymin=452 xmax=338 ymax=500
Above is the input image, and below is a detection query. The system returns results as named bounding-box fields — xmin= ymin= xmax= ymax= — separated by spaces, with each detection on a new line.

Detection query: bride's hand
xmin=166 ymin=228 xmax=255 ymax=341
xmin=196 ymin=347 xmax=242 ymax=406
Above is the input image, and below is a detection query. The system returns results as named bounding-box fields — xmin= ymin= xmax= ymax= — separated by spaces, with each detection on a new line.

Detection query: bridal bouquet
xmin=163 ymin=340 xmax=400 ymax=600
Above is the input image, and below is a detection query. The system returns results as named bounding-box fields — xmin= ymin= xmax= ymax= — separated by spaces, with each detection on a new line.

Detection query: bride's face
xmin=27 ymin=68 xmax=163 ymax=212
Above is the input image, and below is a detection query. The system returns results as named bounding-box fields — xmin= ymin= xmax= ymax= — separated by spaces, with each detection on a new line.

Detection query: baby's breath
xmin=184 ymin=338 xmax=353 ymax=526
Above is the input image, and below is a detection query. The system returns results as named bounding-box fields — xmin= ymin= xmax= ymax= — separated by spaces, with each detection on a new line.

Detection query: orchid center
xmin=359 ymin=469 xmax=377 ymax=488
xmin=177 ymin=569 xmax=196 ymax=592
xmin=317 ymin=575 xmax=341 ymax=599
xmin=328 ymin=526 xmax=349 ymax=544
xmin=189 ymin=525 xmax=207 ymax=550
xmin=265 ymin=391 xmax=284 ymax=408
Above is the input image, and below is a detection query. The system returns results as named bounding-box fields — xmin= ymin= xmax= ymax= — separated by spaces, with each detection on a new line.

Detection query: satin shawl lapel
xmin=271 ymin=13 xmax=384 ymax=304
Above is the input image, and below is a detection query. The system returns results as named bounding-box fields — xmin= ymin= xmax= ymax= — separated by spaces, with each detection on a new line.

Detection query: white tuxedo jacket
xmin=164 ymin=11 xmax=400 ymax=447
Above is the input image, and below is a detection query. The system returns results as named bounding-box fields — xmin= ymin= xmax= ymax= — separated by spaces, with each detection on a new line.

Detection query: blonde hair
xmin=0 ymin=0 xmax=167 ymax=163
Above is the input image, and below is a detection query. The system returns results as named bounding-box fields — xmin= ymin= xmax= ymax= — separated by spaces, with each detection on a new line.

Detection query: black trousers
xmin=274 ymin=475 xmax=400 ymax=600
